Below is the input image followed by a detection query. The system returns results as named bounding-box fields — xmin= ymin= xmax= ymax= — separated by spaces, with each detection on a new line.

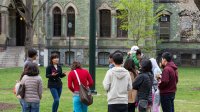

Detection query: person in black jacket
xmin=132 ymin=59 xmax=153 ymax=112
xmin=46 ymin=53 xmax=68 ymax=112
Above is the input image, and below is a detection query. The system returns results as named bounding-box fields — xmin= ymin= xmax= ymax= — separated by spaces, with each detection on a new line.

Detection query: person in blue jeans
xmin=20 ymin=63 xmax=43 ymax=112
xmin=46 ymin=53 xmax=68 ymax=112
xmin=68 ymin=61 xmax=94 ymax=112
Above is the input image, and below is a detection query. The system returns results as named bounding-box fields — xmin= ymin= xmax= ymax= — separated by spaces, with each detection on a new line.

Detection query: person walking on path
xmin=68 ymin=61 xmax=94 ymax=112
xmin=20 ymin=63 xmax=43 ymax=112
xmin=103 ymin=53 xmax=132 ymax=112
xmin=46 ymin=53 xmax=68 ymax=112
xmin=159 ymin=52 xmax=178 ymax=112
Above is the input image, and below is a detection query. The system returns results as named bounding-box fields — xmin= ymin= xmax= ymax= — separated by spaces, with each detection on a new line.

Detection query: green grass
xmin=0 ymin=67 xmax=200 ymax=112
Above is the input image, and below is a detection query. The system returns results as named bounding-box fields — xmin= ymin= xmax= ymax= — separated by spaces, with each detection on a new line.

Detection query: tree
xmin=0 ymin=0 xmax=49 ymax=57
xmin=114 ymin=0 xmax=162 ymax=51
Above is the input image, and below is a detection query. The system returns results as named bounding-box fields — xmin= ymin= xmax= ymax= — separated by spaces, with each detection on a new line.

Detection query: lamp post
xmin=68 ymin=22 xmax=72 ymax=66
xmin=89 ymin=0 xmax=97 ymax=94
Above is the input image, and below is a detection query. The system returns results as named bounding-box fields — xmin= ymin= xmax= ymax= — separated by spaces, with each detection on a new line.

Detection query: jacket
xmin=103 ymin=67 xmax=132 ymax=104
xmin=21 ymin=75 xmax=43 ymax=103
xmin=46 ymin=65 xmax=66 ymax=88
xmin=159 ymin=61 xmax=178 ymax=95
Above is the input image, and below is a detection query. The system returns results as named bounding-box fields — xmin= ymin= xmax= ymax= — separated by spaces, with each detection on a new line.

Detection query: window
xmin=0 ymin=13 xmax=1 ymax=34
xmin=51 ymin=51 xmax=60 ymax=63
xmin=159 ymin=15 xmax=170 ymax=40
xmin=53 ymin=7 xmax=61 ymax=36
xmin=197 ymin=54 xmax=200 ymax=66
xmin=98 ymin=52 xmax=110 ymax=65
xmin=181 ymin=54 xmax=191 ymax=66
xmin=117 ymin=10 xmax=128 ymax=38
xmin=179 ymin=14 xmax=193 ymax=40
xmin=100 ymin=9 xmax=111 ymax=37
xmin=65 ymin=51 xmax=75 ymax=65
xmin=67 ymin=7 xmax=75 ymax=37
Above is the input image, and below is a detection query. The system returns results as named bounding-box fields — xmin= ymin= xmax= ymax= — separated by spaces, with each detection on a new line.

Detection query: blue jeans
xmin=23 ymin=101 xmax=40 ymax=112
xmin=19 ymin=99 xmax=25 ymax=112
xmin=73 ymin=95 xmax=88 ymax=112
xmin=160 ymin=93 xmax=175 ymax=112
xmin=50 ymin=87 xmax=62 ymax=112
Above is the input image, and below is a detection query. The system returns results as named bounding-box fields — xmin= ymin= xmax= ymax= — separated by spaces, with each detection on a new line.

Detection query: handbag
xmin=74 ymin=70 xmax=93 ymax=106
xmin=17 ymin=83 xmax=25 ymax=99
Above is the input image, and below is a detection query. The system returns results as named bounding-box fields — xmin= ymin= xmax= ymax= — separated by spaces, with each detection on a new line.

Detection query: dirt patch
xmin=192 ymin=87 xmax=200 ymax=91
xmin=0 ymin=102 xmax=17 ymax=111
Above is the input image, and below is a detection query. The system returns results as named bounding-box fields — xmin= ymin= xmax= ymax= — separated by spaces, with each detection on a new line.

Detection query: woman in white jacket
xmin=149 ymin=58 xmax=162 ymax=112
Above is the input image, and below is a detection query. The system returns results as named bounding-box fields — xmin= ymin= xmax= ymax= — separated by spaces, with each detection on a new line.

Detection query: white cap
xmin=130 ymin=46 xmax=139 ymax=54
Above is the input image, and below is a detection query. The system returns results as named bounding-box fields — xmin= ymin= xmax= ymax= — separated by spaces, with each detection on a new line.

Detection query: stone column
xmin=62 ymin=13 xmax=66 ymax=37
xmin=111 ymin=10 xmax=116 ymax=38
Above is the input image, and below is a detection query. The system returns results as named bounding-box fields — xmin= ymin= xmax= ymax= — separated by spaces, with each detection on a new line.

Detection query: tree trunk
xmin=24 ymin=0 xmax=33 ymax=58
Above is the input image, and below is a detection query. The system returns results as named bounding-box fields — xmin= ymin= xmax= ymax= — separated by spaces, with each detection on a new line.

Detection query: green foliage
xmin=114 ymin=0 xmax=163 ymax=48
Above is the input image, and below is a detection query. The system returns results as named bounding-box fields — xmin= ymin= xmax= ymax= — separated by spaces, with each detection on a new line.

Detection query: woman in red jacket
xmin=68 ymin=61 xmax=93 ymax=112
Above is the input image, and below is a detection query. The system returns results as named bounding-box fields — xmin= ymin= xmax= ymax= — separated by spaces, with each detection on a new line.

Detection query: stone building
xmin=0 ymin=0 xmax=200 ymax=67
xmin=154 ymin=0 xmax=200 ymax=66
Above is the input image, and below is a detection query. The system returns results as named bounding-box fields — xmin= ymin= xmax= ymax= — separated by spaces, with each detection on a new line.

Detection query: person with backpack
xmin=132 ymin=59 xmax=153 ymax=112
xmin=68 ymin=61 xmax=94 ymax=112
xmin=103 ymin=53 xmax=132 ymax=112
xmin=46 ymin=53 xmax=68 ymax=112
xmin=20 ymin=63 xmax=43 ymax=112
xmin=159 ymin=52 xmax=178 ymax=112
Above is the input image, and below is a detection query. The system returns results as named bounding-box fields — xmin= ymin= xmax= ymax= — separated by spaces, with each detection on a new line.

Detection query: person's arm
xmin=132 ymin=75 xmax=143 ymax=90
xmin=68 ymin=71 xmax=74 ymax=92
xmin=59 ymin=66 xmax=66 ymax=78
xmin=38 ymin=77 xmax=43 ymax=99
xmin=159 ymin=68 xmax=170 ymax=89
xmin=87 ymin=70 xmax=94 ymax=88
xmin=103 ymin=70 xmax=111 ymax=91
xmin=46 ymin=66 xmax=54 ymax=78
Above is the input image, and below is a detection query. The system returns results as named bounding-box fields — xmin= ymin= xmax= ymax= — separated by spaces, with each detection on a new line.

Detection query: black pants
xmin=160 ymin=93 xmax=175 ymax=112
xmin=108 ymin=104 xmax=128 ymax=112
xmin=128 ymin=103 xmax=135 ymax=112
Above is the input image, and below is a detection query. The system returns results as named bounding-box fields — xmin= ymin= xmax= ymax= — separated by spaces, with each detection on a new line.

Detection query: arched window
xmin=117 ymin=10 xmax=128 ymax=38
xmin=67 ymin=7 xmax=75 ymax=37
xmin=98 ymin=52 xmax=110 ymax=65
xmin=53 ymin=7 xmax=61 ymax=36
xmin=159 ymin=15 xmax=170 ymax=40
xmin=100 ymin=9 xmax=111 ymax=37
xmin=65 ymin=51 xmax=75 ymax=65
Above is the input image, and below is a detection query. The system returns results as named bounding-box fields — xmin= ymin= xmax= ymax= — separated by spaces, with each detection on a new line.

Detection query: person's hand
xmin=63 ymin=71 xmax=69 ymax=76
xmin=127 ymin=52 xmax=131 ymax=56
xmin=52 ymin=72 xmax=58 ymax=76
xmin=156 ymin=74 xmax=162 ymax=83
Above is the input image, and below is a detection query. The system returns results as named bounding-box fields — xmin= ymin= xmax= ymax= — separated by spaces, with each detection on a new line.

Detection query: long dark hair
xmin=71 ymin=61 xmax=82 ymax=70
xmin=140 ymin=59 xmax=152 ymax=73
xmin=50 ymin=53 xmax=59 ymax=65
xmin=124 ymin=59 xmax=137 ymax=78
xmin=26 ymin=63 xmax=39 ymax=76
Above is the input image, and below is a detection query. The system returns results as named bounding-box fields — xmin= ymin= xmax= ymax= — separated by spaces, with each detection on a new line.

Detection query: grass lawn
xmin=0 ymin=67 xmax=200 ymax=112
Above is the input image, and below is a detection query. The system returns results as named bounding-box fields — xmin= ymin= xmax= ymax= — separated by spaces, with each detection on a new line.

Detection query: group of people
xmin=14 ymin=46 xmax=178 ymax=112
xmin=103 ymin=46 xmax=178 ymax=112
xmin=15 ymin=48 xmax=93 ymax=112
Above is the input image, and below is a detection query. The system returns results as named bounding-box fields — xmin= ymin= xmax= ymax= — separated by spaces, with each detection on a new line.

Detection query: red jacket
xmin=68 ymin=68 xmax=94 ymax=92
xmin=159 ymin=61 xmax=178 ymax=95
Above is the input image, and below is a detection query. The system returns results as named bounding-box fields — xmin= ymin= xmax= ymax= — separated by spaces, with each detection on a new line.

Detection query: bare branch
xmin=33 ymin=0 xmax=49 ymax=23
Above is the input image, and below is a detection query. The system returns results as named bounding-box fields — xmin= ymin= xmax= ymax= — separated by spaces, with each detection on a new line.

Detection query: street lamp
xmin=68 ymin=22 xmax=72 ymax=66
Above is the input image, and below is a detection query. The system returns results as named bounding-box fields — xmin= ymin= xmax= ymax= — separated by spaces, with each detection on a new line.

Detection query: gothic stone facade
xmin=1 ymin=0 xmax=200 ymax=66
